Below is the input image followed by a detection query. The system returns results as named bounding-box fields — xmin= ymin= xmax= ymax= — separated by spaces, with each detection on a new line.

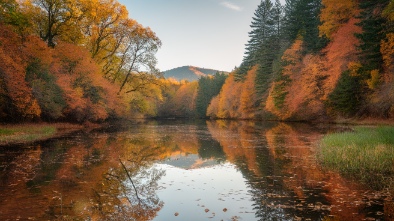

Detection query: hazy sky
xmin=118 ymin=0 xmax=281 ymax=72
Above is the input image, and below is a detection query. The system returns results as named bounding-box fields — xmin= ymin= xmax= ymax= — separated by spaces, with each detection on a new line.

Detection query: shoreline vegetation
xmin=318 ymin=125 xmax=394 ymax=191
xmin=0 ymin=123 xmax=86 ymax=146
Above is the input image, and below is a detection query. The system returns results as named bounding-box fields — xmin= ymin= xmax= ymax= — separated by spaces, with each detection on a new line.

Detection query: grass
xmin=318 ymin=126 xmax=394 ymax=190
xmin=0 ymin=124 xmax=57 ymax=145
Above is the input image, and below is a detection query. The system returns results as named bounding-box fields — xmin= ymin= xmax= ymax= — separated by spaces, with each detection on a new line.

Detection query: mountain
xmin=163 ymin=66 xmax=225 ymax=81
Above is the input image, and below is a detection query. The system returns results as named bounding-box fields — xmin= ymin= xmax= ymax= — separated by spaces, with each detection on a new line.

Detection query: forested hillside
xmin=208 ymin=0 xmax=394 ymax=121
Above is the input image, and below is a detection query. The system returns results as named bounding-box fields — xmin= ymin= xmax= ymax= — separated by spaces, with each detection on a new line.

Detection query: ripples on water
xmin=0 ymin=120 xmax=391 ymax=220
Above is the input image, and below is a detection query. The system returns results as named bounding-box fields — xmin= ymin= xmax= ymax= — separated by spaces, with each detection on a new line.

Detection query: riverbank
xmin=0 ymin=123 xmax=87 ymax=146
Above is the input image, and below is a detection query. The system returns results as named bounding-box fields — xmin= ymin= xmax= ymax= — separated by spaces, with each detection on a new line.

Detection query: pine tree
xmin=245 ymin=0 xmax=274 ymax=65
xmin=235 ymin=0 xmax=275 ymax=81
xmin=272 ymin=0 xmax=284 ymax=48
xmin=195 ymin=72 xmax=227 ymax=117
xmin=236 ymin=0 xmax=282 ymax=99
xmin=282 ymin=0 xmax=326 ymax=52
xmin=356 ymin=0 xmax=390 ymax=71
xmin=282 ymin=0 xmax=301 ymax=44
xmin=301 ymin=0 xmax=326 ymax=52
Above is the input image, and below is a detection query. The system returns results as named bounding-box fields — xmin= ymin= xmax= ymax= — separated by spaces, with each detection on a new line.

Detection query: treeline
xmin=208 ymin=0 xmax=394 ymax=121
xmin=0 ymin=0 xmax=226 ymax=122
xmin=2 ymin=0 xmax=393 ymax=123
xmin=157 ymin=73 xmax=227 ymax=118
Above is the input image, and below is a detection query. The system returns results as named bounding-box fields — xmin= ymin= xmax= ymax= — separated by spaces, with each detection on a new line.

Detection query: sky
xmin=118 ymin=0 xmax=283 ymax=72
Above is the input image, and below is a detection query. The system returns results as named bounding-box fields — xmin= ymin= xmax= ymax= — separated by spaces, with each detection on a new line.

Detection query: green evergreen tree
xmin=282 ymin=0 xmax=326 ymax=52
xmin=301 ymin=0 xmax=327 ymax=52
xmin=282 ymin=0 xmax=302 ymax=44
xmin=235 ymin=0 xmax=276 ymax=81
xmin=327 ymin=70 xmax=363 ymax=116
xmin=195 ymin=72 xmax=227 ymax=117
xmin=356 ymin=0 xmax=390 ymax=71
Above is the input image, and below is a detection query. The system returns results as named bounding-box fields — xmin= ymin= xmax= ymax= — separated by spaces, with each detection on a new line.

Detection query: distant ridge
xmin=163 ymin=66 xmax=226 ymax=82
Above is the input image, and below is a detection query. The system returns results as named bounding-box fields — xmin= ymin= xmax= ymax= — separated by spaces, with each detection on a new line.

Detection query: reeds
xmin=318 ymin=126 xmax=394 ymax=190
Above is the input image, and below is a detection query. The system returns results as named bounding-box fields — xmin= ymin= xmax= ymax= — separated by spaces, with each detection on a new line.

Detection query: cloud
xmin=220 ymin=1 xmax=242 ymax=11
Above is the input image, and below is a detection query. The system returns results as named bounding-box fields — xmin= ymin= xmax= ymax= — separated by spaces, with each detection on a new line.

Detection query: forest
xmin=208 ymin=0 xmax=394 ymax=121
xmin=0 ymin=0 xmax=393 ymax=123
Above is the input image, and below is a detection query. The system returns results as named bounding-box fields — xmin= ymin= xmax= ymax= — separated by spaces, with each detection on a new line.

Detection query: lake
xmin=0 ymin=120 xmax=392 ymax=220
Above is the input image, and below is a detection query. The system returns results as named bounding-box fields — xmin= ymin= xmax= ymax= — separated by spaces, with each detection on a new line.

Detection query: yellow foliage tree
xmin=206 ymin=95 xmax=219 ymax=118
xmin=319 ymin=0 xmax=357 ymax=39
xmin=383 ymin=0 xmax=394 ymax=21
xmin=217 ymin=74 xmax=242 ymax=119
xmin=179 ymin=82 xmax=198 ymax=115
xmin=367 ymin=69 xmax=380 ymax=89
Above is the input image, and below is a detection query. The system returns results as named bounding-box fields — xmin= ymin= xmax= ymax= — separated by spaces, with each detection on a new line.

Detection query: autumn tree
xmin=114 ymin=25 xmax=162 ymax=94
xmin=74 ymin=0 xmax=162 ymax=96
xmin=23 ymin=0 xmax=82 ymax=47
xmin=0 ymin=25 xmax=41 ymax=121
xmin=81 ymin=0 xmax=128 ymax=60
xmin=240 ymin=67 xmax=258 ymax=119
xmin=319 ymin=0 xmax=357 ymax=39
xmin=217 ymin=74 xmax=242 ymax=118
xmin=25 ymin=59 xmax=66 ymax=120
xmin=0 ymin=0 xmax=29 ymax=31
xmin=164 ymin=82 xmax=198 ymax=117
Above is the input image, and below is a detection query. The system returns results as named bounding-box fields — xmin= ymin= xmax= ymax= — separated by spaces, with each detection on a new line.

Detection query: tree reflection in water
xmin=91 ymin=146 xmax=165 ymax=221
xmin=0 ymin=121 xmax=392 ymax=221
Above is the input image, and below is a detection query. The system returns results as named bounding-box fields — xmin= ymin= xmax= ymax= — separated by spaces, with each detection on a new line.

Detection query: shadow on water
xmin=0 ymin=120 xmax=392 ymax=220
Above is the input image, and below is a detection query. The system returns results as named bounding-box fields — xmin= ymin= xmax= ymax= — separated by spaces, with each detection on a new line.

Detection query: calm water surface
xmin=0 ymin=120 xmax=392 ymax=220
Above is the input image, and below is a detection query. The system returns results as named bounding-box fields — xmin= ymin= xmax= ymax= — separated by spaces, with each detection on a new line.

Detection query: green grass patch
xmin=318 ymin=126 xmax=394 ymax=190
xmin=0 ymin=128 xmax=15 ymax=135
xmin=0 ymin=125 xmax=57 ymax=145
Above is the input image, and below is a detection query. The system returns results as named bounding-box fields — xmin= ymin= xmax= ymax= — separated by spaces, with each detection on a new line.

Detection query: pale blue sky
xmin=118 ymin=0 xmax=283 ymax=72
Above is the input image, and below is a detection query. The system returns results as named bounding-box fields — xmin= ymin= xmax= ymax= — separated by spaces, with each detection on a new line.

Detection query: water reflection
xmin=0 ymin=120 xmax=392 ymax=220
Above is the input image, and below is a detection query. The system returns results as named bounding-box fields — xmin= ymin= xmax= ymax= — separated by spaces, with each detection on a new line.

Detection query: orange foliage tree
xmin=319 ymin=0 xmax=357 ymax=39
xmin=266 ymin=38 xmax=303 ymax=120
xmin=266 ymin=16 xmax=362 ymax=120
xmin=0 ymin=25 xmax=41 ymax=121
xmin=240 ymin=66 xmax=258 ymax=119
xmin=207 ymin=68 xmax=259 ymax=119
xmin=217 ymin=74 xmax=242 ymax=119
xmin=51 ymin=42 xmax=124 ymax=122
